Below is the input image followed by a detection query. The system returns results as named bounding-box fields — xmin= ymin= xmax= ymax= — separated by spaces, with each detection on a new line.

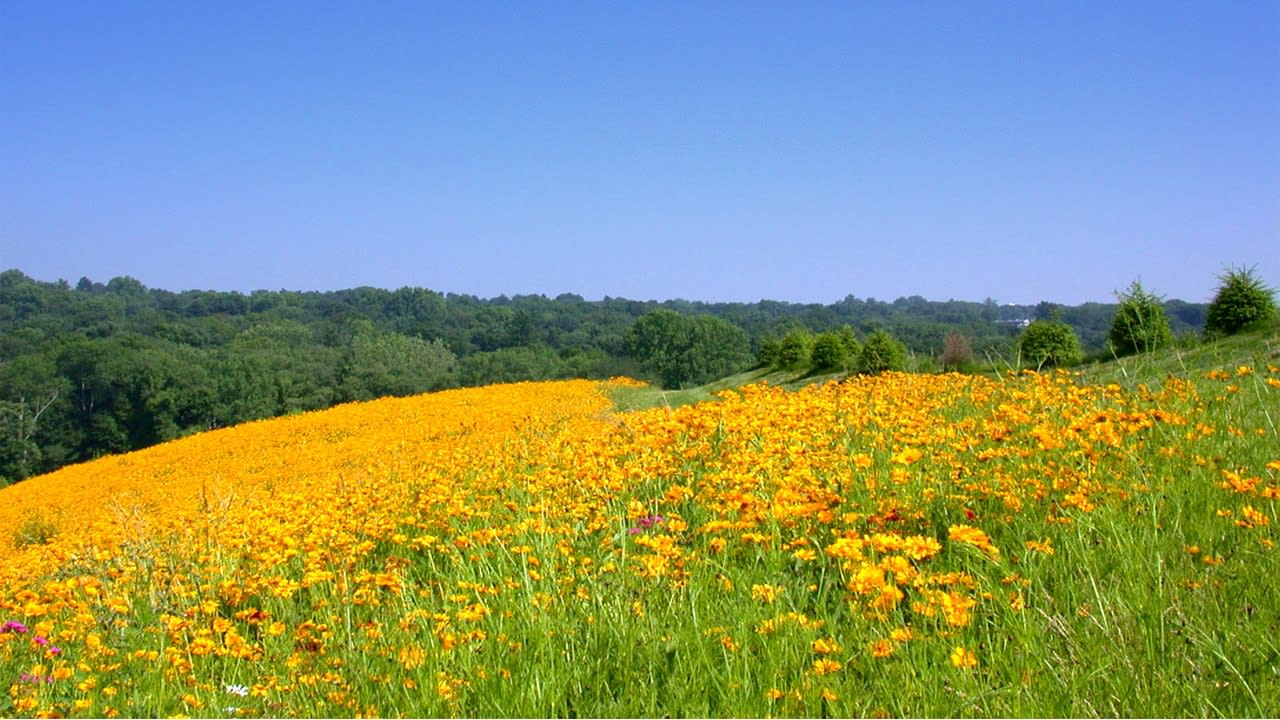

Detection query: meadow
xmin=0 ymin=341 xmax=1277 ymax=717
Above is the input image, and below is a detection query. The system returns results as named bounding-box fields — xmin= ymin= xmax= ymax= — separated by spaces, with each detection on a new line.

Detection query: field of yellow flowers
xmin=0 ymin=366 xmax=1277 ymax=717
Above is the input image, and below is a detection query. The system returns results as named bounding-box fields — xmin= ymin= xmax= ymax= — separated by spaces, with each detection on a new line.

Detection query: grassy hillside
xmin=0 ymin=333 xmax=1276 ymax=717
xmin=1083 ymin=325 xmax=1280 ymax=388
xmin=607 ymin=366 xmax=848 ymax=411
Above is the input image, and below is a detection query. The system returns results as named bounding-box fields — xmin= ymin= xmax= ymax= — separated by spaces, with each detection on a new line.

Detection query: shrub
xmin=858 ymin=329 xmax=908 ymax=374
xmin=624 ymin=311 xmax=752 ymax=388
xmin=756 ymin=338 xmax=781 ymax=368
xmin=13 ymin=513 xmax=58 ymax=548
xmin=835 ymin=325 xmax=862 ymax=362
xmin=1018 ymin=318 xmax=1081 ymax=369
xmin=776 ymin=330 xmax=814 ymax=369
xmin=1205 ymin=266 xmax=1277 ymax=337
xmin=940 ymin=331 xmax=976 ymax=372
xmin=1108 ymin=281 xmax=1173 ymax=356
xmin=810 ymin=331 xmax=850 ymax=370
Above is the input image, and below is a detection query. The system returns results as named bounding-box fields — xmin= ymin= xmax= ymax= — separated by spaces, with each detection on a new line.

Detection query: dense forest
xmin=0 ymin=268 xmax=1207 ymax=483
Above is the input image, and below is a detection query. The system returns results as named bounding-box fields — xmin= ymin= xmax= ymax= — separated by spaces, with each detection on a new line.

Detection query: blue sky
xmin=3 ymin=2 xmax=1276 ymax=305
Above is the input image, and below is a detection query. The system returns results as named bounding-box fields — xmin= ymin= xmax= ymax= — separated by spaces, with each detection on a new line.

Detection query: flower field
xmin=0 ymin=366 xmax=1277 ymax=717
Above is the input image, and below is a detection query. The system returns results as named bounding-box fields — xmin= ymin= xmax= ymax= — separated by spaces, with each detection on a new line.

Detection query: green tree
xmin=756 ymin=337 xmax=782 ymax=368
xmin=624 ymin=310 xmax=751 ymax=388
xmin=458 ymin=345 xmax=567 ymax=386
xmin=1205 ymin=266 xmax=1277 ymax=337
xmin=1108 ymin=281 xmax=1173 ymax=356
xmin=53 ymin=335 xmax=217 ymax=456
xmin=776 ymin=330 xmax=813 ymax=369
xmin=0 ymin=392 xmax=58 ymax=483
xmin=336 ymin=330 xmax=456 ymax=402
xmin=810 ymin=331 xmax=850 ymax=370
xmin=858 ymin=329 xmax=908 ymax=374
xmin=835 ymin=325 xmax=862 ymax=362
xmin=212 ymin=320 xmax=337 ymax=425
xmin=1018 ymin=317 xmax=1082 ymax=369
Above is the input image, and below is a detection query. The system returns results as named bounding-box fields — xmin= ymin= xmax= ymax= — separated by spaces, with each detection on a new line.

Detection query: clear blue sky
xmin=3 ymin=2 xmax=1276 ymax=305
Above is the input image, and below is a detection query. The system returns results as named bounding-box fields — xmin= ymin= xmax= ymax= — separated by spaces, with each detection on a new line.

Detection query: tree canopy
xmin=0 ymin=267 xmax=1213 ymax=482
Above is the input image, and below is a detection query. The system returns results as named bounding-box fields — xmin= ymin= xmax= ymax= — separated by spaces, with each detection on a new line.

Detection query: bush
xmin=1108 ymin=281 xmax=1173 ymax=356
xmin=810 ymin=331 xmax=850 ymax=370
xmin=13 ymin=513 xmax=57 ymax=548
xmin=940 ymin=331 xmax=976 ymax=372
xmin=624 ymin=311 xmax=753 ymax=388
xmin=776 ymin=330 xmax=814 ymax=370
xmin=1205 ymin=266 xmax=1277 ymax=337
xmin=858 ymin=329 xmax=908 ymax=374
xmin=835 ymin=325 xmax=862 ymax=363
xmin=756 ymin=338 xmax=781 ymax=368
xmin=1018 ymin=318 xmax=1081 ymax=369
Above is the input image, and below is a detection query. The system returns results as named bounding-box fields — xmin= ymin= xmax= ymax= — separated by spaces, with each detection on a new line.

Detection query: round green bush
xmin=858 ymin=329 xmax=908 ymax=374
xmin=810 ymin=331 xmax=850 ymax=370
xmin=776 ymin=330 xmax=814 ymax=369
xmin=1205 ymin=266 xmax=1277 ymax=337
xmin=1018 ymin=318 xmax=1081 ymax=369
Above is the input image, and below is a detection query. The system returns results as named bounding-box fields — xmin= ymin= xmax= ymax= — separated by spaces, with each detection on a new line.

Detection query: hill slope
xmin=0 ymin=353 xmax=1276 ymax=716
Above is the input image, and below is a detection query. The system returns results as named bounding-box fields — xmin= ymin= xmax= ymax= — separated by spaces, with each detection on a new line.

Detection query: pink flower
xmin=627 ymin=514 xmax=667 ymax=535
xmin=1 ymin=621 xmax=28 ymax=634
xmin=639 ymin=514 xmax=666 ymax=528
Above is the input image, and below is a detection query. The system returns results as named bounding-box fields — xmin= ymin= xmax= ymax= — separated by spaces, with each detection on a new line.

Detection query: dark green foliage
xmin=756 ymin=338 xmax=781 ymax=368
xmin=458 ymin=345 xmax=568 ymax=386
xmin=0 ymin=401 xmax=44 ymax=484
xmin=810 ymin=329 xmax=859 ymax=371
xmin=337 ymin=326 xmax=456 ymax=401
xmin=808 ymin=333 xmax=846 ymax=370
xmin=1205 ymin=266 xmax=1277 ymax=337
xmin=1108 ymin=281 xmax=1173 ymax=356
xmin=835 ymin=325 xmax=862 ymax=361
xmin=806 ymin=325 xmax=860 ymax=372
xmin=776 ymin=330 xmax=814 ymax=369
xmin=0 ymin=353 xmax=65 ymax=483
xmin=624 ymin=311 xmax=752 ymax=388
xmin=858 ymin=329 xmax=908 ymax=374
xmin=1018 ymin=318 xmax=1082 ymax=368
xmin=213 ymin=320 xmax=338 ymax=424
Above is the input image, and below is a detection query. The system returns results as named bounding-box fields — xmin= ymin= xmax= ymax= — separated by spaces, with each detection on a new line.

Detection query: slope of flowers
xmin=0 ymin=368 xmax=1276 ymax=717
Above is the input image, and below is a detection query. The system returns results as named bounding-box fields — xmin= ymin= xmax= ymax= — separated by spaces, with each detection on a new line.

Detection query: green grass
xmin=1082 ymin=324 xmax=1280 ymax=388
xmin=607 ymin=365 xmax=848 ymax=411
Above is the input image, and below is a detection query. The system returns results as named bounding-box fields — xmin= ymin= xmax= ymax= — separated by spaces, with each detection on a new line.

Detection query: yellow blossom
xmin=950 ymin=646 xmax=978 ymax=668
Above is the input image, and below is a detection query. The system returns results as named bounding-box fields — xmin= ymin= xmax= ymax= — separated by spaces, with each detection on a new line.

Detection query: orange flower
xmin=812 ymin=658 xmax=842 ymax=675
xmin=949 ymin=525 xmax=1001 ymax=557
xmin=950 ymin=646 xmax=978 ymax=669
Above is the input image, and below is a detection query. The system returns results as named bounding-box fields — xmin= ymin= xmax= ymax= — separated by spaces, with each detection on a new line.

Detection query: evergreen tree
xmin=1205 ymin=266 xmax=1277 ymax=337
xmin=1108 ymin=281 xmax=1173 ymax=356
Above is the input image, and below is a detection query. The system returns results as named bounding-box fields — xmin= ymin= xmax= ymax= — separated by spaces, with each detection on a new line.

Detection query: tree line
xmin=0 ymin=268 xmax=1215 ymax=483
